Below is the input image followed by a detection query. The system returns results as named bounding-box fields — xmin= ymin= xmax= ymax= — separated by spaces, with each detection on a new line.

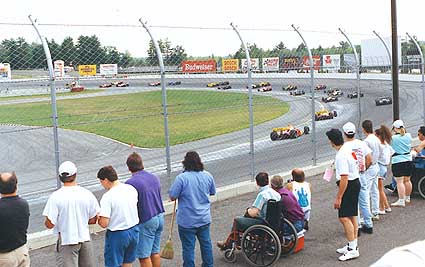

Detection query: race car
xmin=375 ymin=96 xmax=393 ymax=106
xmin=283 ymin=84 xmax=297 ymax=91
xmin=207 ymin=81 xmax=229 ymax=87
xmin=99 ymin=83 xmax=113 ymax=88
xmin=347 ymin=92 xmax=364 ymax=98
xmin=322 ymin=95 xmax=339 ymax=103
xmin=168 ymin=81 xmax=181 ymax=86
xmin=248 ymin=81 xmax=271 ymax=89
xmin=315 ymin=84 xmax=327 ymax=90
xmin=219 ymin=81 xmax=230 ymax=86
xmin=257 ymin=85 xmax=272 ymax=92
xmin=325 ymin=89 xmax=343 ymax=96
xmin=149 ymin=82 xmax=161 ymax=86
xmin=270 ymin=125 xmax=310 ymax=141
xmin=217 ymin=85 xmax=232 ymax=90
xmin=289 ymin=89 xmax=305 ymax=96
xmin=116 ymin=81 xmax=129 ymax=87
xmin=65 ymin=81 xmax=77 ymax=89
xmin=314 ymin=109 xmax=337 ymax=121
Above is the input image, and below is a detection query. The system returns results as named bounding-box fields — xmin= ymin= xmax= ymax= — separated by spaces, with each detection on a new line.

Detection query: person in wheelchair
xmin=412 ymin=126 xmax=425 ymax=169
xmin=216 ymin=172 xmax=281 ymax=250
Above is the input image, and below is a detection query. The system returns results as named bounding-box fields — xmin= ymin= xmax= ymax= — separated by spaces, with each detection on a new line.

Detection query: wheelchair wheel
xmin=224 ymin=248 xmax=236 ymax=263
xmin=281 ymin=218 xmax=298 ymax=257
xmin=418 ymin=176 xmax=425 ymax=199
xmin=241 ymin=224 xmax=281 ymax=267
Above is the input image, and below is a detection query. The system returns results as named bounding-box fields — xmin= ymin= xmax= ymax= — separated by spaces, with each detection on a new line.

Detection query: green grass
xmin=0 ymin=89 xmax=104 ymax=101
xmin=0 ymin=90 xmax=289 ymax=147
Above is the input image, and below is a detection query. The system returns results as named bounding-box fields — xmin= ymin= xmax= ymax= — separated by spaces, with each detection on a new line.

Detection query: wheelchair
xmin=221 ymin=199 xmax=300 ymax=267
xmin=411 ymin=158 xmax=425 ymax=199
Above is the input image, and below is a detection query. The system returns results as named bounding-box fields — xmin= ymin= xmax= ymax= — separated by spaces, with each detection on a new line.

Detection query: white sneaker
xmin=405 ymin=197 xmax=411 ymax=204
xmin=385 ymin=207 xmax=392 ymax=213
xmin=391 ymin=199 xmax=405 ymax=207
xmin=377 ymin=210 xmax=386 ymax=215
xmin=372 ymin=214 xmax=380 ymax=221
xmin=336 ymin=244 xmax=348 ymax=254
xmin=338 ymin=248 xmax=359 ymax=261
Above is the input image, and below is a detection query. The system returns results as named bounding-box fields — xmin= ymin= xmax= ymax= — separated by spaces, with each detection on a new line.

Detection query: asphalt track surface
xmin=0 ymin=77 xmax=423 ymax=233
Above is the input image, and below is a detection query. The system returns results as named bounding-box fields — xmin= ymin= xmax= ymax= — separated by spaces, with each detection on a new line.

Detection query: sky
xmin=2 ymin=0 xmax=424 ymax=58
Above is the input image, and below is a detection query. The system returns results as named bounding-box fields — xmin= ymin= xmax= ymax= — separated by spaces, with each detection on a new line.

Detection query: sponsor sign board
xmin=281 ymin=56 xmax=301 ymax=72
xmin=54 ymin=60 xmax=65 ymax=78
xmin=303 ymin=55 xmax=321 ymax=70
xmin=343 ymin=54 xmax=356 ymax=68
xmin=222 ymin=59 xmax=239 ymax=72
xmin=78 ymin=64 xmax=97 ymax=76
xmin=181 ymin=60 xmax=216 ymax=73
xmin=241 ymin=58 xmax=259 ymax=72
xmin=0 ymin=63 xmax=11 ymax=80
xmin=100 ymin=64 xmax=118 ymax=76
xmin=361 ymin=37 xmax=401 ymax=66
xmin=262 ymin=57 xmax=279 ymax=72
xmin=322 ymin=54 xmax=341 ymax=72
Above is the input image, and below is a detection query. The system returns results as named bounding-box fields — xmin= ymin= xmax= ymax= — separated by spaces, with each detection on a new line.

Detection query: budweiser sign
xmin=182 ymin=60 xmax=216 ymax=73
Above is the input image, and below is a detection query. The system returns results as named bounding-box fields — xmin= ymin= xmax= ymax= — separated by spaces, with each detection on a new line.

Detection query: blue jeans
xmin=283 ymin=220 xmax=305 ymax=234
xmin=136 ymin=213 xmax=164 ymax=259
xmin=178 ymin=224 xmax=213 ymax=267
xmin=359 ymin=164 xmax=379 ymax=228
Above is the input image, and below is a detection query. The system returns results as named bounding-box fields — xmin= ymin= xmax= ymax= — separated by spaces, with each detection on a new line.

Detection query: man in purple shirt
xmin=126 ymin=152 xmax=165 ymax=267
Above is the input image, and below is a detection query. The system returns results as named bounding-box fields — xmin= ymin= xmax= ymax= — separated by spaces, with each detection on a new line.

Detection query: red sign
xmin=303 ymin=55 xmax=321 ymax=70
xmin=182 ymin=60 xmax=217 ymax=73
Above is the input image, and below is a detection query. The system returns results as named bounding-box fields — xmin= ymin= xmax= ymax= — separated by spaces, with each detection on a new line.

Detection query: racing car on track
xmin=217 ymin=85 xmax=232 ymax=90
xmin=315 ymin=84 xmax=327 ymax=90
xmin=347 ymin=92 xmax=364 ymax=98
xmin=314 ymin=109 xmax=337 ymax=121
xmin=322 ymin=95 xmax=339 ymax=103
xmin=99 ymin=83 xmax=113 ymax=88
xmin=168 ymin=81 xmax=181 ymax=86
xmin=283 ymin=84 xmax=297 ymax=91
xmin=248 ymin=81 xmax=271 ymax=89
xmin=289 ymin=89 xmax=305 ymax=96
xmin=325 ymin=89 xmax=343 ymax=96
xmin=375 ymin=96 xmax=392 ymax=106
xmin=116 ymin=81 xmax=129 ymax=87
xmin=149 ymin=82 xmax=161 ymax=86
xmin=270 ymin=125 xmax=310 ymax=141
xmin=257 ymin=85 xmax=272 ymax=92
xmin=207 ymin=81 xmax=229 ymax=87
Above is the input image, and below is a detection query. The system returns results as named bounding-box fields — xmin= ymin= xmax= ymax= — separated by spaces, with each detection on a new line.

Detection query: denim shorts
xmin=104 ymin=225 xmax=139 ymax=267
xmin=378 ymin=163 xmax=387 ymax=179
xmin=136 ymin=213 xmax=164 ymax=259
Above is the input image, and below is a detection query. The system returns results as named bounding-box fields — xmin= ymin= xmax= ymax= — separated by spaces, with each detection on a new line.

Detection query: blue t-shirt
xmin=126 ymin=170 xmax=165 ymax=224
xmin=169 ymin=170 xmax=216 ymax=228
xmin=391 ymin=133 xmax=412 ymax=164
xmin=252 ymin=186 xmax=281 ymax=219
xmin=415 ymin=149 xmax=425 ymax=169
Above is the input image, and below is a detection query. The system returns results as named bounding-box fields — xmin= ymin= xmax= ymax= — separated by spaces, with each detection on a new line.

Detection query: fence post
xmin=406 ymin=32 xmax=425 ymax=125
xmin=339 ymin=28 xmax=361 ymax=136
xmin=139 ymin=19 xmax=172 ymax=183
xmin=230 ymin=23 xmax=255 ymax=181
xmin=28 ymin=15 xmax=61 ymax=189
xmin=292 ymin=25 xmax=317 ymax=166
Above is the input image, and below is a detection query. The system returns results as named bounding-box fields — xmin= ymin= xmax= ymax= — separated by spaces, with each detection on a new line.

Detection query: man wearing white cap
xmin=43 ymin=161 xmax=100 ymax=267
xmin=342 ymin=122 xmax=374 ymax=234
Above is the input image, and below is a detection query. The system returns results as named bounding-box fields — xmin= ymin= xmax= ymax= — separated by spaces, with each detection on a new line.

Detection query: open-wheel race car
xmin=167 ymin=81 xmax=181 ymax=86
xmin=66 ymin=81 xmax=85 ymax=92
xmin=115 ymin=81 xmax=129 ymax=87
xmin=248 ymin=81 xmax=271 ymax=89
xmin=283 ymin=84 xmax=297 ymax=91
xmin=270 ymin=125 xmax=310 ymax=141
xmin=289 ymin=89 xmax=305 ymax=96
xmin=325 ymin=89 xmax=343 ymax=96
xmin=322 ymin=95 xmax=338 ymax=103
xmin=375 ymin=96 xmax=392 ymax=106
xmin=347 ymin=91 xmax=364 ymax=98
xmin=218 ymin=85 xmax=232 ymax=90
xmin=99 ymin=83 xmax=113 ymax=88
xmin=208 ymin=81 xmax=229 ymax=87
xmin=315 ymin=109 xmax=337 ymax=121
xmin=149 ymin=81 xmax=161 ymax=86
xmin=257 ymin=85 xmax=272 ymax=92
xmin=315 ymin=84 xmax=327 ymax=90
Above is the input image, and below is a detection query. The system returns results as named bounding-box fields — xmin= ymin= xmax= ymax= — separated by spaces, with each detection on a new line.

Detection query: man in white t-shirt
xmin=97 ymin=165 xmax=139 ymax=267
xmin=326 ymin=128 xmax=361 ymax=261
xmin=43 ymin=161 xmax=100 ymax=267
xmin=342 ymin=122 xmax=375 ymax=234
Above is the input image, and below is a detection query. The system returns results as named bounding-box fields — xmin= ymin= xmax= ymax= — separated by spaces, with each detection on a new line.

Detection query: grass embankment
xmin=0 ymin=90 xmax=289 ymax=147
xmin=0 ymin=89 xmax=104 ymax=102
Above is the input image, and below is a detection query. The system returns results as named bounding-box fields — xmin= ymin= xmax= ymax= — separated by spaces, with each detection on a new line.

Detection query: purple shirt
xmin=126 ymin=170 xmax=165 ymax=224
xmin=276 ymin=188 xmax=305 ymax=223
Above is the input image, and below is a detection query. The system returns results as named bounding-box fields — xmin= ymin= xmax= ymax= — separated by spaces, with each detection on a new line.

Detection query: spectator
xmin=97 ymin=165 xmax=139 ymax=267
xmin=271 ymin=175 xmax=305 ymax=233
xmin=217 ymin=172 xmax=281 ymax=249
xmin=361 ymin=120 xmax=381 ymax=221
xmin=390 ymin=120 xmax=413 ymax=207
xmin=375 ymin=125 xmax=394 ymax=214
xmin=411 ymin=126 xmax=425 ymax=169
xmin=169 ymin=151 xmax=216 ymax=267
xmin=286 ymin=168 xmax=312 ymax=230
xmin=0 ymin=172 xmax=30 ymax=267
xmin=326 ymin=129 xmax=361 ymax=261
xmin=42 ymin=161 xmax=99 ymax=267
xmin=125 ymin=152 xmax=165 ymax=267
xmin=342 ymin=122 xmax=374 ymax=234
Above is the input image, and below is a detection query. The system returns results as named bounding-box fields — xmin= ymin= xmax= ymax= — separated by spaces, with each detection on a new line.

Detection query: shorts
xmin=392 ymin=161 xmax=413 ymax=177
xmin=378 ymin=163 xmax=388 ymax=179
xmin=336 ymin=178 xmax=360 ymax=218
xmin=136 ymin=213 xmax=164 ymax=259
xmin=104 ymin=225 xmax=139 ymax=267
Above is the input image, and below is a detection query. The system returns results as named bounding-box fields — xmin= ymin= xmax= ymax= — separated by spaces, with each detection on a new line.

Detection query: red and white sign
xmin=322 ymin=55 xmax=340 ymax=72
xmin=241 ymin=58 xmax=260 ymax=72
xmin=303 ymin=55 xmax=321 ymax=71
xmin=100 ymin=64 xmax=118 ymax=76
xmin=54 ymin=60 xmax=65 ymax=78
xmin=262 ymin=57 xmax=279 ymax=72
xmin=182 ymin=60 xmax=216 ymax=73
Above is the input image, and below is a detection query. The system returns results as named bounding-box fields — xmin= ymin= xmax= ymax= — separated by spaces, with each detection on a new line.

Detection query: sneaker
xmin=372 ymin=214 xmax=380 ymax=221
xmin=216 ymin=241 xmax=227 ymax=250
xmin=304 ymin=220 xmax=309 ymax=231
xmin=391 ymin=199 xmax=405 ymax=207
xmin=384 ymin=184 xmax=395 ymax=193
xmin=385 ymin=207 xmax=392 ymax=213
xmin=377 ymin=210 xmax=386 ymax=215
xmin=336 ymin=244 xmax=349 ymax=254
xmin=359 ymin=226 xmax=373 ymax=234
xmin=405 ymin=197 xmax=411 ymax=204
xmin=338 ymin=248 xmax=359 ymax=261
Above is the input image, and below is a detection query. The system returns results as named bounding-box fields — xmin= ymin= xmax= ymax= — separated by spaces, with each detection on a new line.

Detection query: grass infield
xmin=0 ymin=90 xmax=289 ymax=147
xmin=0 ymin=89 xmax=103 ymax=101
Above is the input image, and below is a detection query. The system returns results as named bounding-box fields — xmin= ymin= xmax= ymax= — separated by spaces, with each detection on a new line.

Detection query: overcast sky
xmin=2 ymin=0 xmax=424 ymax=57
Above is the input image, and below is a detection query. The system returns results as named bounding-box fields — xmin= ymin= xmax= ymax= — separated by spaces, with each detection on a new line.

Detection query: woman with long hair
xmin=375 ymin=125 xmax=393 ymax=214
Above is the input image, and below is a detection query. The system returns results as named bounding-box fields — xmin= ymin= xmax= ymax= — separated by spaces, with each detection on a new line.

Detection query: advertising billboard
xmin=302 ymin=55 xmax=321 ymax=70
xmin=100 ymin=64 xmax=118 ymax=76
xmin=361 ymin=37 xmax=401 ymax=66
xmin=0 ymin=63 xmax=11 ymax=80
xmin=181 ymin=60 xmax=216 ymax=73
xmin=322 ymin=55 xmax=341 ymax=72
xmin=262 ymin=57 xmax=279 ymax=72
xmin=343 ymin=54 xmax=357 ymax=68
xmin=78 ymin=65 xmax=97 ymax=76
xmin=241 ymin=58 xmax=259 ymax=72
xmin=54 ymin=60 xmax=65 ymax=78
xmin=222 ymin=59 xmax=239 ymax=72
xmin=281 ymin=57 xmax=301 ymax=72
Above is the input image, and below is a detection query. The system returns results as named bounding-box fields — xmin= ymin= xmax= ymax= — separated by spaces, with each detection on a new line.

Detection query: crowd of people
xmin=0 ymin=118 xmax=423 ymax=266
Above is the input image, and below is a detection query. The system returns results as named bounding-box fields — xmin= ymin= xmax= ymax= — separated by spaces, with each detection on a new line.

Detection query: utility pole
xmin=391 ymin=0 xmax=399 ymax=120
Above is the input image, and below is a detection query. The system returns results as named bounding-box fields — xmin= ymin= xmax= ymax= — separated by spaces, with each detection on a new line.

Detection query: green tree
xmin=59 ymin=37 xmax=76 ymax=66
xmin=76 ymin=35 xmax=106 ymax=66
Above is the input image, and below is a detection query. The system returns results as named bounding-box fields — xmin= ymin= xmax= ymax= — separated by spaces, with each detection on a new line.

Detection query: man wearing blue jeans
xmin=169 ymin=151 xmax=216 ymax=267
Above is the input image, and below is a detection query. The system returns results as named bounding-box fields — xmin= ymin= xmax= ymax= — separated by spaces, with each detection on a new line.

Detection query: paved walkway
xmin=30 ymin=174 xmax=425 ymax=266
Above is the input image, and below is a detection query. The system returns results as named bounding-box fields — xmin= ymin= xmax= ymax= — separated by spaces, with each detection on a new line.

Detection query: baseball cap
xmin=393 ymin=119 xmax=404 ymax=129
xmin=343 ymin=122 xmax=356 ymax=135
xmin=58 ymin=161 xmax=77 ymax=177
